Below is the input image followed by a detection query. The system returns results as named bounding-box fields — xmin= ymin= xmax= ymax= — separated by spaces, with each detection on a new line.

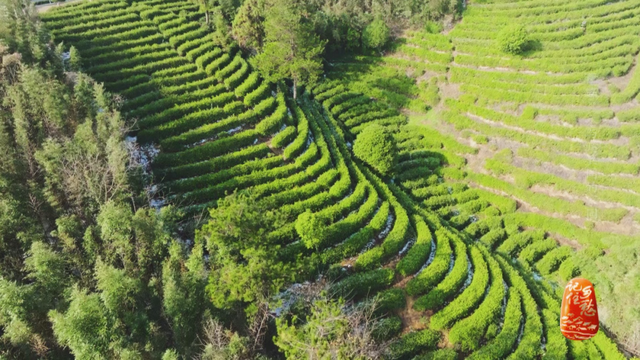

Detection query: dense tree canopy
xmin=362 ymin=19 xmax=390 ymax=50
xmin=251 ymin=0 xmax=326 ymax=98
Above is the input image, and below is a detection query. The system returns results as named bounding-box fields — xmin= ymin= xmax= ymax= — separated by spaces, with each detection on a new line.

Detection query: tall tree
xmin=0 ymin=0 xmax=55 ymax=66
xmin=199 ymin=191 xmax=290 ymax=317
xmin=162 ymin=241 xmax=208 ymax=355
xmin=231 ymin=0 xmax=266 ymax=54
xmin=211 ymin=8 xmax=236 ymax=51
xmin=250 ymin=0 xmax=326 ymax=99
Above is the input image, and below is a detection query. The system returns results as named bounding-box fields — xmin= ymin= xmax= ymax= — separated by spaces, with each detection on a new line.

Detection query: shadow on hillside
xmin=325 ymin=51 xmax=420 ymax=111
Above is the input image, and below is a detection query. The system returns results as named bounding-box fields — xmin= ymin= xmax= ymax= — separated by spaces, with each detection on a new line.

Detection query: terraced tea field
xmin=43 ymin=0 xmax=639 ymax=358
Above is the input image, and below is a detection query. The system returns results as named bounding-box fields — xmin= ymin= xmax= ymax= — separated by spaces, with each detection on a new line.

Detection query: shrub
xmin=244 ymin=83 xmax=272 ymax=107
xmin=154 ymin=144 xmax=270 ymax=182
xmin=497 ymin=24 xmax=528 ymax=55
xmin=331 ymin=268 xmax=395 ymax=300
xmin=271 ymin=126 xmax=297 ymax=149
xmin=396 ymin=216 xmax=432 ymax=276
xmin=448 ymin=250 xmax=504 ymax=351
xmin=430 ymin=245 xmax=488 ymax=329
xmin=413 ymin=235 xmax=468 ymax=311
xmin=536 ymin=246 xmax=572 ymax=275
xmin=373 ymin=288 xmax=406 ymax=315
xmin=255 ymin=93 xmax=287 ymax=136
xmin=295 ymin=210 xmax=326 ymax=250
xmin=558 ymin=257 xmax=580 ymax=280
xmin=414 ymin=349 xmax=457 ymax=360
xmin=283 ymin=103 xmax=310 ymax=160
xmin=467 ymin=289 xmax=522 ymax=359
xmin=387 ymin=329 xmax=440 ymax=360
xmin=371 ymin=316 xmax=402 ymax=341
xmin=235 ymin=72 xmax=261 ymax=98
xmin=362 ymin=19 xmax=390 ymax=50
xmin=353 ymin=124 xmax=398 ymax=176
xmin=405 ymin=229 xmax=452 ymax=296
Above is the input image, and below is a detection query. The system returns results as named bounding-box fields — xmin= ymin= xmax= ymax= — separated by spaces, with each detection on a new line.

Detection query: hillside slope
xmin=42 ymin=0 xmax=637 ymax=358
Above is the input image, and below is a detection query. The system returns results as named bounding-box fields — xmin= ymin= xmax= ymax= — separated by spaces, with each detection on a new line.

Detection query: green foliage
xmin=497 ymin=24 xmax=529 ymax=55
xmin=18 ymin=0 xmax=640 ymax=357
xmin=275 ymin=295 xmax=384 ymax=360
xmin=49 ymin=288 xmax=112 ymax=358
xmin=396 ymin=215 xmax=432 ymax=276
xmin=68 ymin=46 xmax=82 ymax=71
xmin=331 ymin=268 xmax=395 ymax=300
xmin=413 ymin=233 xmax=468 ymax=311
xmin=406 ymin=229 xmax=451 ymax=296
xmin=251 ymin=0 xmax=326 ymax=98
xmin=448 ymin=249 xmax=504 ymax=351
xmin=373 ymin=288 xmax=406 ymax=315
xmin=271 ymin=125 xmax=297 ymax=148
xmin=24 ymin=242 xmax=68 ymax=297
xmin=424 ymin=21 xmax=443 ymax=34
xmin=231 ymin=0 xmax=265 ymax=53
xmin=414 ymin=349 xmax=458 ymax=360
xmin=200 ymin=191 xmax=290 ymax=314
xmin=353 ymin=124 xmax=398 ymax=176
xmin=467 ymin=289 xmax=521 ymax=359
xmin=430 ymin=246 xmax=488 ymax=329
xmin=295 ymin=209 xmax=327 ymax=250
xmin=362 ymin=19 xmax=390 ymax=50
xmin=162 ymin=241 xmax=208 ymax=354
xmin=387 ymin=329 xmax=441 ymax=360
xmin=371 ymin=316 xmax=402 ymax=341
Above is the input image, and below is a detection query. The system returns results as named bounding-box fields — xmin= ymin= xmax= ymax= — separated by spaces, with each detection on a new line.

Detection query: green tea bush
xmin=331 ymin=268 xmax=395 ymax=300
xmin=396 ymin=215 xmax=432 ymax=276
xmin=169 ymin=28 xmax=209 ymax=49
xmin=558 ymin=256 xmax=580 ymax=280
xmin=413 ymin=235 xmax=468 ymax=311
xmin=372 ymin=316 xmax=402 ymax=341
xmin=159 ymin=110 xmax=257 ymax=151
xmin=467 ymin=289 xmax=521 ymax=359
xmin=430 ymin=246 xmax=488 ymax=329
xmin=283 ymin=103 xmax=310 ymax=160
xmin=373 ymin=288 xmax=406 ymax=315
xmin=187 ymin=43 xmax=219 ymax=63
xmin=164 ymin=156 xmax=283 ymax=193
xmin=536 ymin=246 xmax=572 ymax=275
xmin=414 ymin=349 xmax=457 ymax=360
xmin=271 ymin=126 xmax=297 ymax=149
xmin=224 ymin=61 xmax=250 ymax=90
xmin=405 ymin=230 xmax=452 ymax=296
xmin=155 ymin=144 xmax=270 ymax=181
xmin=153 ymin=130 xmax=257 ymax=169
xmin=244 ymin=83 xmax=272 ymax=107
xmin=205 ymin=53 xmax=232 ymax=76
xmin=386 ymin=329 xmax=440 ymax=360
xmin=255 ymin=93 xmax=287 ymax=135
xmin=448 ymin=250 xmax=505 ymax=351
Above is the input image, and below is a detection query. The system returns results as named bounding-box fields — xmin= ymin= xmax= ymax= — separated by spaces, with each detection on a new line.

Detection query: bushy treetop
xmin=362 ymin=19 xmax=390 ymax=50
xmin=353 ymin=124 xmax=397 ymax=176
xmin=497 ymin=24 xmax=529 ymax=55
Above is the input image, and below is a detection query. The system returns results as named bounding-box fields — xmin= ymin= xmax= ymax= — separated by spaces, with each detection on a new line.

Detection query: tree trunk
xmin=293 ymin=79 xmax=297 ymax=99
xmin=205 ymin=11 xmax=209 ymax=25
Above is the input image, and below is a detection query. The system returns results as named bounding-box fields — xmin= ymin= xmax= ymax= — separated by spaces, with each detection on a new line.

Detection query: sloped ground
xmin=43 ymin=0 xmax=637 ymax=357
